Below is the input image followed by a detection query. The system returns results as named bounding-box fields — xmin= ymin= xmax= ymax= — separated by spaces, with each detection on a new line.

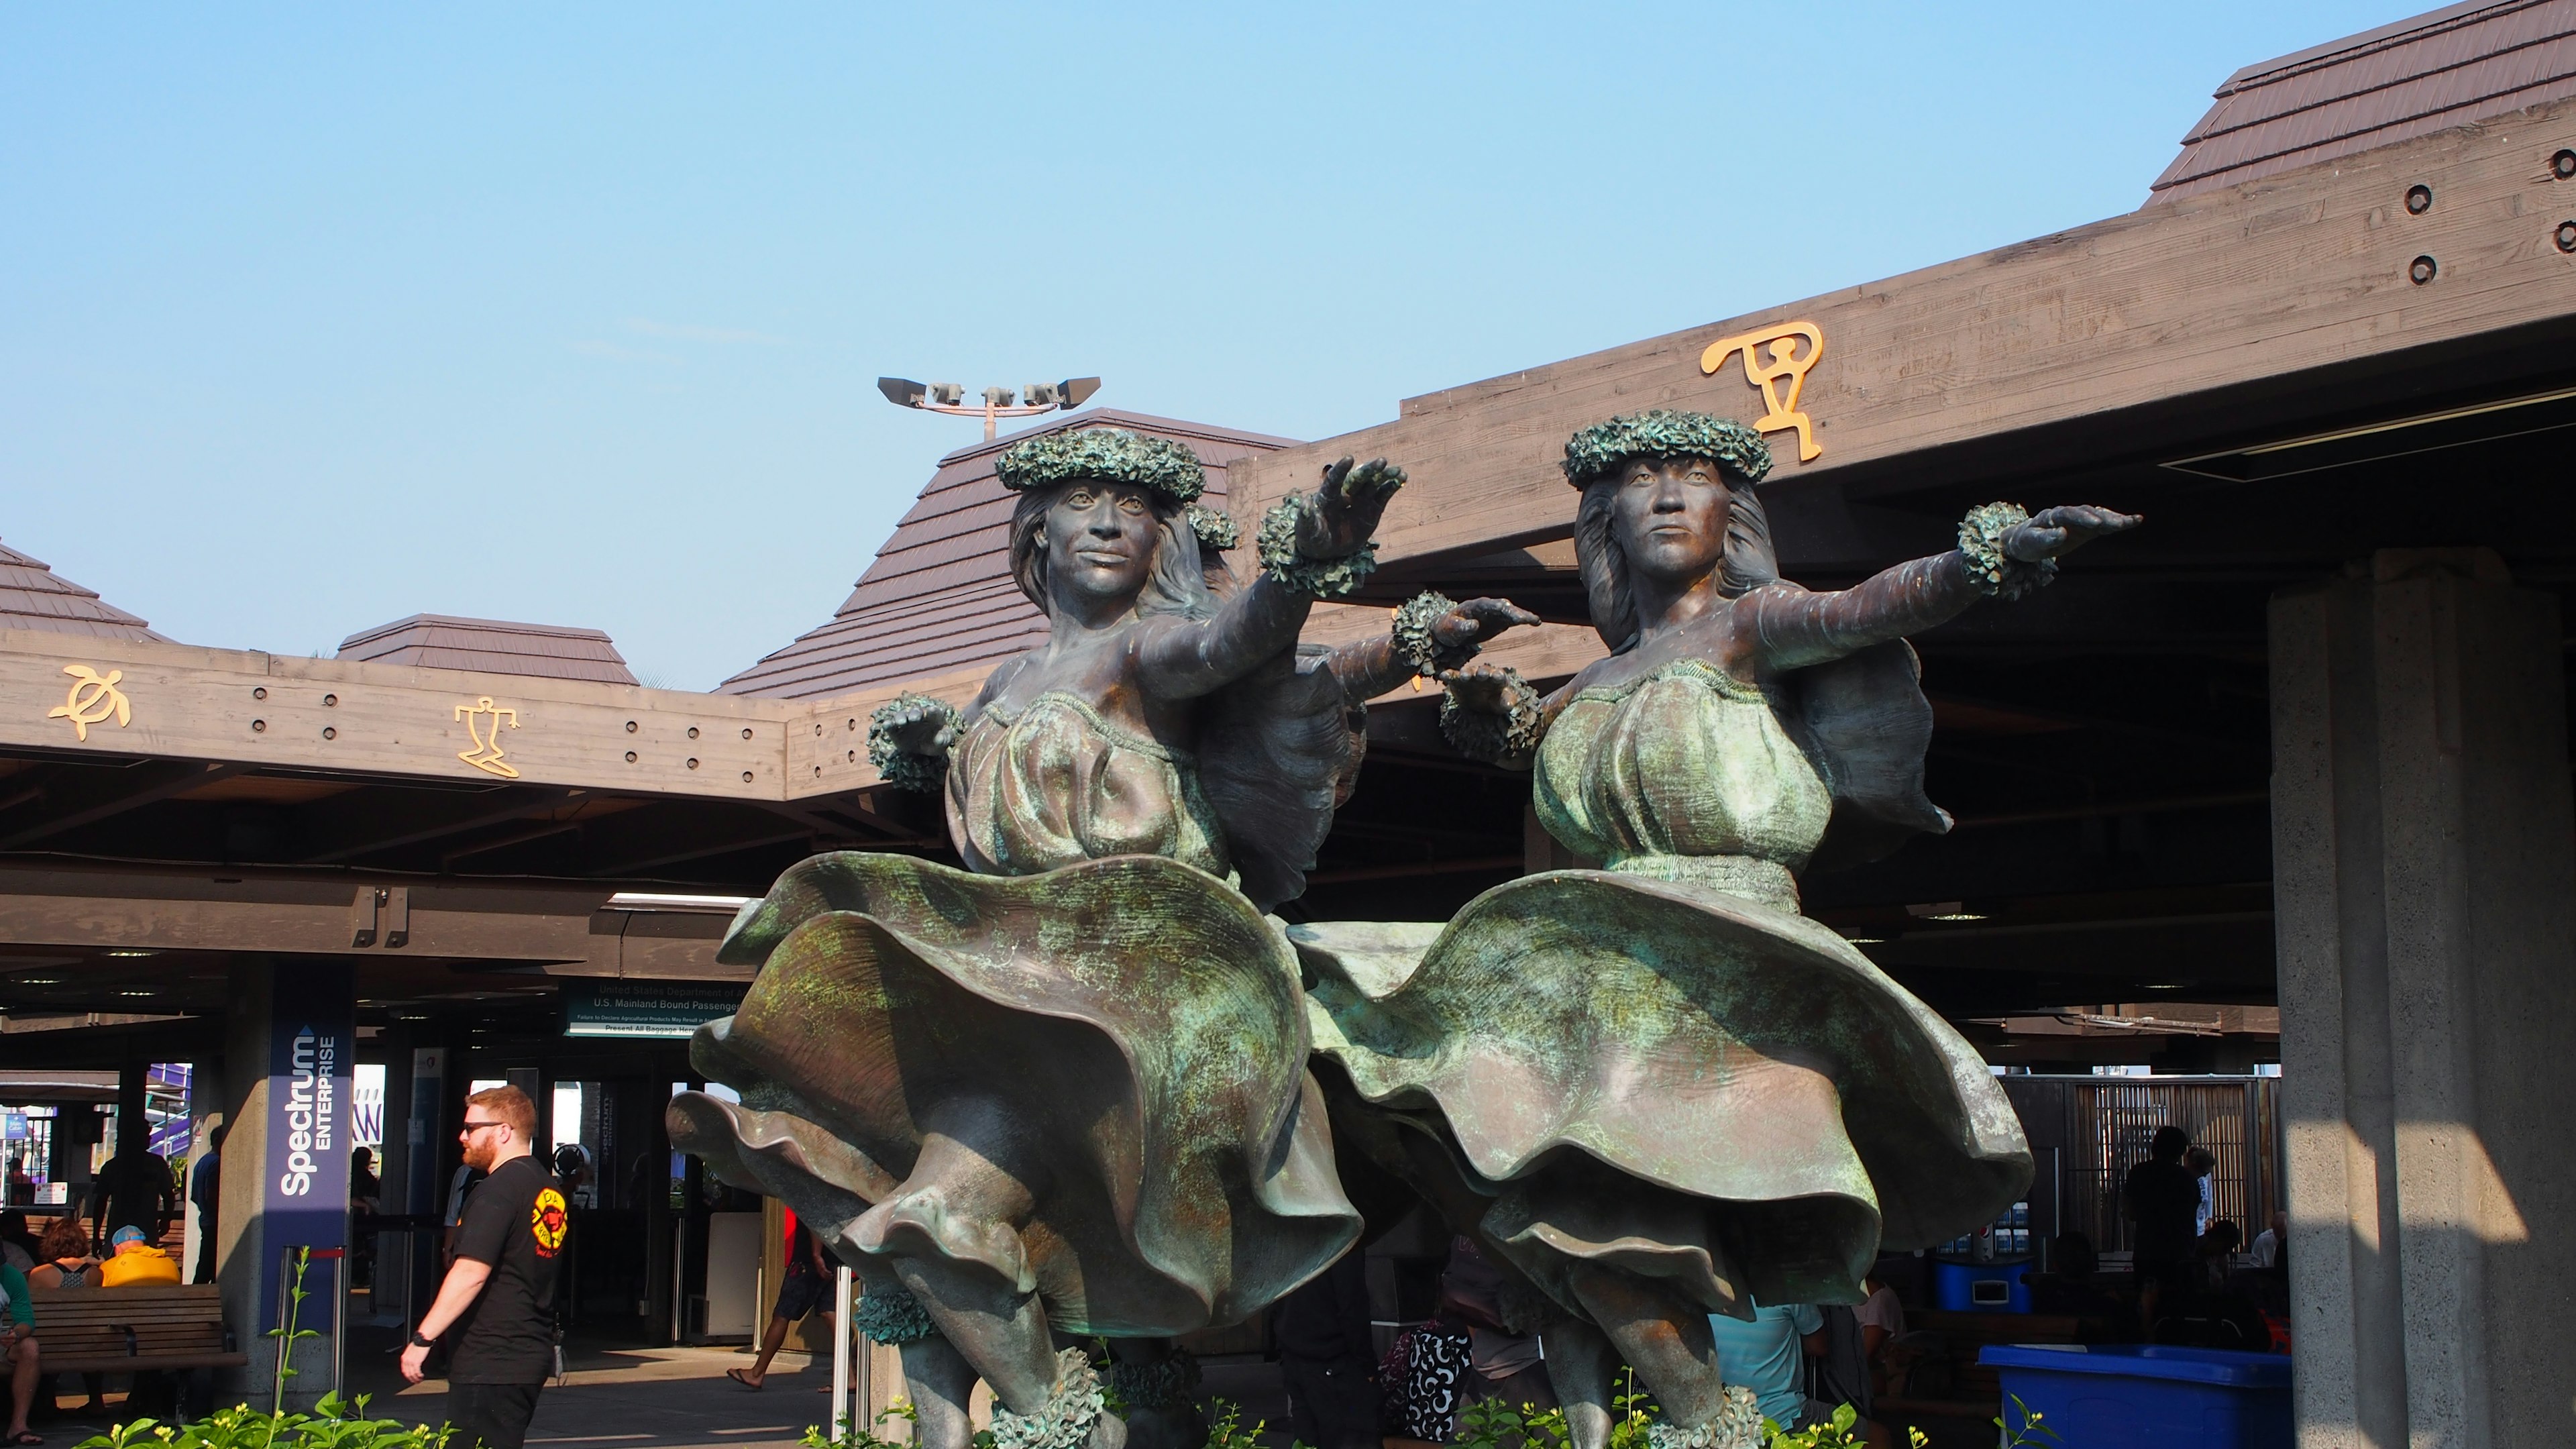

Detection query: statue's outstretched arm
xmin=1326 ymin=593 xmax=1542 ymax=702
xmin=1138 ymin=456 xmax=1405 ymax=700
xmin=1746 ymin=502 xmax=2139 ymax=672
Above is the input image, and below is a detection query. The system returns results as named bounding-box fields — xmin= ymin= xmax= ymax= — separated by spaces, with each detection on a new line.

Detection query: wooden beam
xmin=294 ymin=785 xmax=584 ymax=865
xmin=1224 ymin=95 xmax=2576 ymax=567
xmin=0 ymin=761 xmax=243 ymax=851
xmin=0 ymin=867 xmax=614 ymax=962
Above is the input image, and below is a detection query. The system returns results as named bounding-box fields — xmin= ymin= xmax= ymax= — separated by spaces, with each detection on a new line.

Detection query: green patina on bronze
xmin=868 ymin=692 xmax=961 ymax=794
xmin=701 ymin=849 xmax=1354 ymax=1338
xmin=995 ymin=427 xmax=1205 ymax=503
xmin=1560 ymin=410 xmax=1774 ymax=488
xmin=1254 ymin=494 xmax=1379 ymax=598
xmin=1183 ymin=502 xmax=1239 ymax=552
xmin=1957 ymin=500 xmax=2059 ymax=600
xmin=1302 ymin=649 xmax=2029 ymax=1319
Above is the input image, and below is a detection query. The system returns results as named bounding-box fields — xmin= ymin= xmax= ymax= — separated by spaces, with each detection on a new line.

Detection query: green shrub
xmin=74 ymin=1393 xmax=453 ymax=1449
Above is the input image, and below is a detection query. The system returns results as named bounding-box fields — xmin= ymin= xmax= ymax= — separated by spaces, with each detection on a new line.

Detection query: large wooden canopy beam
xmin=1226 ymin=96 xmax=2576 ymax=567
xmin=0 ymin=760 xmax=243 ymax=850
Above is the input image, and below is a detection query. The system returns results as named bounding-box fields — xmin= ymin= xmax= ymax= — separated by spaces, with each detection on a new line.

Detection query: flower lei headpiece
xmin=1561 ymin=410 xmax=1774 ymax=488
xmin=996 ymin=427 xmax=1205 ymax=504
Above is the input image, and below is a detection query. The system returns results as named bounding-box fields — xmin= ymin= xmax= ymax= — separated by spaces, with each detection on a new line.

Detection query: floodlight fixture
xmin=878 ymin=374 xmax=1105 ymax=439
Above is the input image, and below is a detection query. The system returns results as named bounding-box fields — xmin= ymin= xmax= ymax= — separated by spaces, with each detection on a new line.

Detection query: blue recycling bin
xmin=1978 ymin=1344 xmax=2292 ymax=1449
xmin=1931 ymin=1253 xmax=2031 ymax=1313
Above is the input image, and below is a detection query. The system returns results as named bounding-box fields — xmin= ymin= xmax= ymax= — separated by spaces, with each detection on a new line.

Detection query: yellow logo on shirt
xmin=531 ymin=1187 xmax=568 ymax=1257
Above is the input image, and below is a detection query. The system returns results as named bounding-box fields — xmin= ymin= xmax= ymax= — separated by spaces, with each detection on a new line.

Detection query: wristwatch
xmin=408 ymin=1330 xmax=435 ymax=1349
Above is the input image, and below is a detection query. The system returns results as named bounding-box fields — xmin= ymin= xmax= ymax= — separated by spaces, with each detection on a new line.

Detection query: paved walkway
xmin=32 ymin=1332 xmax=1296 ymax=1449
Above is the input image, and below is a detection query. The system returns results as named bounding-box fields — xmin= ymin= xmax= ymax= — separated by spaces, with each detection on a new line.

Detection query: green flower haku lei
xmin=1255 ymin=494 xmax=1379 ymax=599
xmin=996 ymin=428 xmax=1205 ymax=504
xmin=1393 ymin=591 xmax=1476 ymax=677
xmin=849 ymin=1281 xmax=941 ymax=1345
xmin=989 ymin=1347 xmax=1107 ymax=1449
xmin=1440 ymin=665 xmax=1543 ymax=763
xmin=1957 ymin=501 xmax=2058 ymax=601
xmin=1184 ymin=502 xmax=1240 ymax=553
xmin=867 ymin=692 xmax=961 ymax=794
xmin=1562 ymin=410 xmax=1774 ymax=488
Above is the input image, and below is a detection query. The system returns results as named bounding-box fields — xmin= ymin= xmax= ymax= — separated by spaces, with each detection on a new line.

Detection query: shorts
xmin=773 ymin=1267 xmax=828 ymax=1324
xmin=447 ymin=1381 xmax=545 ymax=1449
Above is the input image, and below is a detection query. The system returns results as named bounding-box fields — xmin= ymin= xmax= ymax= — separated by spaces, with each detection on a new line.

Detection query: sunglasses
xmin=460 ymin=1120 xmax=508 ymax=1134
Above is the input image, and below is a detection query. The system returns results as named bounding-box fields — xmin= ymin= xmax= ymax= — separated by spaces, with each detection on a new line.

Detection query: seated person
xmin=24 ymin=1221 xmax=101 ymax=1418
xmin=1 ymin=1253 xmax=35 ymax=1446
xmin=23 ymin=1222 xmax=94 ymax=1291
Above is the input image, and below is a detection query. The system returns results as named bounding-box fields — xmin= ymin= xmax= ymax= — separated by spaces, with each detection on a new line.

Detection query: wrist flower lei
xmin=867 ymin=692 xmax=962 ymax=793
xmin=1393 ymin=592 xmax=1478 ymax=676
xmin=1957 ymin=502 xmax=2058 ymax=601
xmin=1256 ymin=493 xmax=1379 ymax=599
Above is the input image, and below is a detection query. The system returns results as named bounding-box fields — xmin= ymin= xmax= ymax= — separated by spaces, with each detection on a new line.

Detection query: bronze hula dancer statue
xmin=1296 ymin=411 xmax=2139 ymax=1448
xmin=667 ymin=427 xmax=1535 ymax=1449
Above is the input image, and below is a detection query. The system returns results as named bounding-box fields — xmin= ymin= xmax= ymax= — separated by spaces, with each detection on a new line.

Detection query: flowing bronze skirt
xmin=1298 ymin=868 xmax=2030 ymax=1318
xmin=669 ymin=851 xmax=1359 ymax=1338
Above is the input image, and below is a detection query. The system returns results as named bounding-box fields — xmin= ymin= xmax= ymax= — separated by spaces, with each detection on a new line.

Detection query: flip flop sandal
xmin=724 ymin=1368 xmax=764 ymax=1391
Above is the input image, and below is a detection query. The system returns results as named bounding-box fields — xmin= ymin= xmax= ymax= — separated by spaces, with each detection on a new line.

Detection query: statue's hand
xmin=880 ymin=698 xmax=959 ymax=756
xmin=2006 ymin=505 xmax=2141 ymax=562
xmin=1301 ymin=455 xmax=1405 ymax=558
xmin=1434 ymin=597 xmax=1542 ymax=651
xmin=1438 ymin=660 xmax=1522 ymax=716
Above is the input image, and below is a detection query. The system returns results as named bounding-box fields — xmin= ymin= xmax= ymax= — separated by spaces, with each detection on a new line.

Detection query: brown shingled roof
xmin=2151 ymin=0 xmax=2576 ymax=202
xmin=722 ymin=409 xmax=1297 ymax=700
xmin=0 ymin=539 xmax=167 ymax=642
xmin=338 ymin=614 xmax=639 ymax=685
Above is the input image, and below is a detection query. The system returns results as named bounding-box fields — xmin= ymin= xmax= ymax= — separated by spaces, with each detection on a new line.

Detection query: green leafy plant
xmin=1994 ymin=1394 xmax=2063 ymax=1447
xmin=798 ymin=1399 xmax=918 ymax=1449
xmin=75 ymin=1393 xmax=453 ymax=1449
xmin=1199 ymin=1397 xmax=1265 ymax=1449
xmin=265 ymin=1249 xmax=324 ymax=1415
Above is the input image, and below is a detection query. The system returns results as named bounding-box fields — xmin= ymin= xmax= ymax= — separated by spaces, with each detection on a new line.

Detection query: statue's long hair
xmin=1573 ymin=470 xmax=1779 ymax=651
xmin=1006 ymin=483 xmax=1357 ymax=909
xmin=1568 ymin=459 xmax=1950 ymax=870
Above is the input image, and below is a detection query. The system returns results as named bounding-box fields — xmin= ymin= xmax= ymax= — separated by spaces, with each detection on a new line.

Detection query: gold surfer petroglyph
xmin=1701 ymin=319 xmax=1827 ymax=462
xmin=455 ymin=695 xmax=522 ymax=777
xmin=48 ymin=663 xmax=132 ymax=742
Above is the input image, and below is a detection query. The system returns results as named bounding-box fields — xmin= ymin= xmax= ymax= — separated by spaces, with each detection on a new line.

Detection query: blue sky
xmin=3 ymin=3 xmax=2412 ymax=689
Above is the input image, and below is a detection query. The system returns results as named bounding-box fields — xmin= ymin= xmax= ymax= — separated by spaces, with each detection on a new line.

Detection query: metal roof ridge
xmin=2212 ymin=0 xmax=2550 ymax=92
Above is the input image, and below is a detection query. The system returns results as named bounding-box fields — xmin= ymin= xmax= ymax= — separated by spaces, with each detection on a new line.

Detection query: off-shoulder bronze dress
xmin=1299 ymin=656 xmax=2029 ymax=1317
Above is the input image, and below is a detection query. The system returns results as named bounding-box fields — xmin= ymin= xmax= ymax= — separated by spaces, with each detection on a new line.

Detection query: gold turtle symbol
xmin=48 ymin=665 xmax=132 ymax=742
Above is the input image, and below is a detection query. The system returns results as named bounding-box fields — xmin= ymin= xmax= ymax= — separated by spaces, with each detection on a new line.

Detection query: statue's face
xmin=1607 ymin=455 xmax=1729 ymax=586
xmin=1044 ymin=479 xmax=1161 ymax=605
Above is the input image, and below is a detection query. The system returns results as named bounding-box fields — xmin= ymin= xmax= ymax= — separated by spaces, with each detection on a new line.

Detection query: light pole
xmin=877 ymin=376 xmax=1102 ymax=441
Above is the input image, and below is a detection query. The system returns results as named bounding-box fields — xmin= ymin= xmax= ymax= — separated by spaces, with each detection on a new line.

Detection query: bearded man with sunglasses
xmin=401 ymin=1085 xmax=570 ymax=1449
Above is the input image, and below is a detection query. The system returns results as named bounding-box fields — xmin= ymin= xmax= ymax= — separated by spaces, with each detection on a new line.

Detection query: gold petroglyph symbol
xmin=1701 ymin=319 xmax=1827 ymax=462
xmin=48 ymin=664 xmax=133 ymax=742
xmin=454 ymin=696 xmax=522 ymax=778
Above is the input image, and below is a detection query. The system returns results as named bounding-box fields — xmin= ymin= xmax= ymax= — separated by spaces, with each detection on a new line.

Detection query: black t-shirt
xmin=2124 ymin=1157 xmax=2200 ymax=1264
xmin=445 ymin=1156 xmax=569 ymax=1384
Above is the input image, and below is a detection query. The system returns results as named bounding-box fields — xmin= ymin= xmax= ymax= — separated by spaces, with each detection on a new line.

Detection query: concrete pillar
xmin=2269 ymin=549 xmax=2576 ymax=1447
xmin=213 ymin=960 xmax=358 ymax=1407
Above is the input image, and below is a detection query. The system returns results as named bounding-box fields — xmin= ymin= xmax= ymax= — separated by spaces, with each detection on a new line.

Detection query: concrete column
xmin=213 ymin=959 xmax=358 ymax=1407
xmin=2269 ymin=549 xmax=2576 ymax=1448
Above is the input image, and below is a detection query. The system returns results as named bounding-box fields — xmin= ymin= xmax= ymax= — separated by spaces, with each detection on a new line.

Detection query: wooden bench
xmin=28 ymin=1283 xmax=247 ymax=1375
